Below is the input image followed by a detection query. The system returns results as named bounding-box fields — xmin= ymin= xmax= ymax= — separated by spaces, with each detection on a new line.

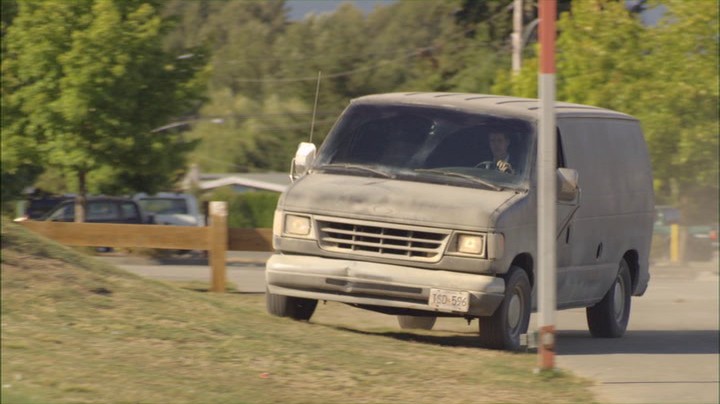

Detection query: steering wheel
xmin=475 ymin=160 xmax=495 ymax=169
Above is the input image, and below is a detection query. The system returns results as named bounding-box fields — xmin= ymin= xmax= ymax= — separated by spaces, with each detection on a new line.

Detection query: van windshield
xmin=314 ymin=103 xmax=534 ymax=190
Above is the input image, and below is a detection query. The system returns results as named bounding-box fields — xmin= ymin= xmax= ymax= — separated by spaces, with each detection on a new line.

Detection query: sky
xmin=287 ymin=0 xmax=664 ymax=25
xmin=286 ymin=0 xmax=395 ymax=20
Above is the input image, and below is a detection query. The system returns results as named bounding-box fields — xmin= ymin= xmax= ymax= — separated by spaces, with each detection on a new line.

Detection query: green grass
xmin=1 ymin=221 xmax=596 ymax=404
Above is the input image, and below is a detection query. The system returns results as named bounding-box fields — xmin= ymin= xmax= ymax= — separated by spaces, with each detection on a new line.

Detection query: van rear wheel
xmin=478 ymin=267 xmax=531 ymax=351
xmin=397 ymin=315 xmax=436 ymax=330
xmin=586 ymin=258 xmax=632 ymax=338
xmin=266 ymin=288 xmax=318 ymax=321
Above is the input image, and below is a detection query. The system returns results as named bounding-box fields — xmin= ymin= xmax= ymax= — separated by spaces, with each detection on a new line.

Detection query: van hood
xmin=281 ymin=173 xmax=520 ymax=229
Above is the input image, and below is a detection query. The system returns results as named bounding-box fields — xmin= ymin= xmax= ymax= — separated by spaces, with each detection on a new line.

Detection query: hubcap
xmin=613 ymin=276 xmax=625 ymax=321
xmin=508 ymin=289 xmax=522 ymax=330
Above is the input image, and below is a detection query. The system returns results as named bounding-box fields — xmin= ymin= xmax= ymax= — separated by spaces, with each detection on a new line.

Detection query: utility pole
xmin=537 ymin=0 xmax=557 ymax=372
xmin=512 ymin=0 xmax=523 ymax=75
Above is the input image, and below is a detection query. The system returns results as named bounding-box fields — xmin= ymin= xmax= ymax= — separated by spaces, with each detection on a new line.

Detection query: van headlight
xmin=284 ymin=214 xmax=312 ymax=236
xmin=447 ymin=231 xmax=502 ymax=259
xmin=458 ymin=234 xmax=485 ymax=255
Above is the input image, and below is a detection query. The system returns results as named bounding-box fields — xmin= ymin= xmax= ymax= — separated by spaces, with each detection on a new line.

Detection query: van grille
xmin=316 ymin=217 xmax=449 ymax=262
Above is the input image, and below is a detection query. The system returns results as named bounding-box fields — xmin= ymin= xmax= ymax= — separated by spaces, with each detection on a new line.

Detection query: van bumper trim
xmin=266 ymin=254 xmax=505 ymax=316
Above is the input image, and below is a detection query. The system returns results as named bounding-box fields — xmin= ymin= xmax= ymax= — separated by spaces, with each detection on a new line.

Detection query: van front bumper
xmin=266 ymin=254 xmax=505 ymax=317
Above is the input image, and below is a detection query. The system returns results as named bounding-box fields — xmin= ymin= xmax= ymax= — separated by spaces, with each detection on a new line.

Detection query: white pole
xmin=512 ymin=0 xmax=523 ymax=75
xmin=537 ymin=0 xmax=557 ymax=371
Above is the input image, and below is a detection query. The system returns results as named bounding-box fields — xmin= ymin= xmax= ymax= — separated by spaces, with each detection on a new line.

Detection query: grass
xmin=1 ymin=221 xmax=596 ymax=404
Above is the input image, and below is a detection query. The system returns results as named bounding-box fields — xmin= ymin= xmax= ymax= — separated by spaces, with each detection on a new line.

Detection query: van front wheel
xmin=586 ymin=258 xmax=632 ymax=338
xmin=478 ymin=267 xmax=531 ymax=351
xmin=266 ymin=288 xmax=318 ymax=321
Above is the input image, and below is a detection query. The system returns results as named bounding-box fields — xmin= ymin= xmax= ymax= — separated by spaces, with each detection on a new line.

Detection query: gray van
xmin=266 ymin=93 xmax=654 ymax=350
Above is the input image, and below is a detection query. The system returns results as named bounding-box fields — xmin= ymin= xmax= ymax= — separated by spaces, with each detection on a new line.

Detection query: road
xmin=99 ymin=253 xmax=719 ymax=404
xmin=553 ymin=260 xmax=719 ymax=404
xmin=98 ymin=252 xmax=270 ymax=293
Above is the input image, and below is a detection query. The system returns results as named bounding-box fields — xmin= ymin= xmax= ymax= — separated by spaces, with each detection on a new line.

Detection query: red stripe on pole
xmin=539 ymin=0 xmax=556 ymax=74
xmin=539 ymin=325 xmax=556 ymax=370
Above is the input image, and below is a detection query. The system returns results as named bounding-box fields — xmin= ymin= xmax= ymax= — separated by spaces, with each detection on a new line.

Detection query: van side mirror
xmin=557 ymin=168 xmax=579 ymax=202
xmin=290 ymin=142 xmax=317 ymax=181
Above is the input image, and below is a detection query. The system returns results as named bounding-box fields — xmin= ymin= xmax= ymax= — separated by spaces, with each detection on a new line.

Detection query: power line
xmin=215 ymin=44 xmax=438 ymax=64
xmin=232 ymin=46 xmax=435 ymax=83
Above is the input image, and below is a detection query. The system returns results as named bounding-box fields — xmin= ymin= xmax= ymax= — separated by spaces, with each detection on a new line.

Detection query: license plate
xmin=428 ymin=288 xmax=470 ymax=313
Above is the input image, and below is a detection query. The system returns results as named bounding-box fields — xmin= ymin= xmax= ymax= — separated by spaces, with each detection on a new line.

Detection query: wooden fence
xmin=19 ymin=202 xmax=272 ymax=293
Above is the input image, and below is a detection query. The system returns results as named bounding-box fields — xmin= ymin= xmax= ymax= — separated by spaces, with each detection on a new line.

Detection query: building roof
xmin=193 ymin=172 xmax=291 ymax=193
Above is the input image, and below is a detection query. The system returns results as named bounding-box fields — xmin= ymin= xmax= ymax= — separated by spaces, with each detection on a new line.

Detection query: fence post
xmin=670 ymin=224 xmax=680 ymax=263
xmin=209 ymin=201 xmax=228 ymax=292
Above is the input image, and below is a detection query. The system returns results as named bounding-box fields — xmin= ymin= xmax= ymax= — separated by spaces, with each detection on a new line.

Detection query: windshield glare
xmin=314 ymin=103 xmax=534 ymax=189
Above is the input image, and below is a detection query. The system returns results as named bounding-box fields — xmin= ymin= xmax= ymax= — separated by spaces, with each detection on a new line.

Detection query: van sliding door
xmin=554 ymin=127 xmax=579 ymax=307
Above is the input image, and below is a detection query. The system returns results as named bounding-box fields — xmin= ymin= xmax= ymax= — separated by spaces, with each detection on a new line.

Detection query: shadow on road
xmin=322 ymin=326 xmax=719 ymax=355
xmin=556 ymin=329 xmax=719 ymax=355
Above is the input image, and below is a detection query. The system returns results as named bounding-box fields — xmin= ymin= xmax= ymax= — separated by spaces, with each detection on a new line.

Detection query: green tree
xmin=186 ymin=89 xmax=316 ymax=173
xmin=638 ymin=0 xmax=718 ymax=224
xmin=2 ymin=1 xmax=91 ymax=204
xmin=492 ymin=0 xmax=718 ymax=224
xmin=162 ymin=0 xmax=304 ymax=174
xmin=163 ymin=0 xmax=287 ymax=99
xmin=415 ymin=0 xmax=511 ymax=93
xmin=2 ymin=0 xmax=207 ymax=220
xmin=493 ymin=0 xmax=647 ymax=105
xmin=361 ymin=0 xmax=460 ymax=93
xmin=269 ymin=2 xmax=369 ymax=121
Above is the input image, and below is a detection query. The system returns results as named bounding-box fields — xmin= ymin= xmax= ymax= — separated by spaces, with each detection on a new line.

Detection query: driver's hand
xmin=496 ymin=160 xmax=514 ymax=174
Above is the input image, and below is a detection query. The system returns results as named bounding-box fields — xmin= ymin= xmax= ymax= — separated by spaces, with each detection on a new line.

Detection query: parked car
xmin=653 ymin=205 xmax=715 ymax=261
xmin=133 ymin=192 xmax=204 ymax=226
xmin=42 ymin=196 xmax=148 ymax=224
xmin=14 ymin=195 xmax=73 ymax=222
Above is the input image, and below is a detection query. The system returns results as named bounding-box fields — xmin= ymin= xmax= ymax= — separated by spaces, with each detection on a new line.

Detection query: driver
xmin=486 ymin=131 xmax=514 ymax=174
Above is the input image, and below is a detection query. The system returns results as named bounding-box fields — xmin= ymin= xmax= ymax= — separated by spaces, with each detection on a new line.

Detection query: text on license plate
xmin=428 ymin=288 xmax=470 ymax=313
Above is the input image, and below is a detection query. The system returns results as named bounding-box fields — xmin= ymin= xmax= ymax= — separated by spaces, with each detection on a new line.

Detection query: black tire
xmin=478 ymin=267 xmax=531 ymax=351
xmin=586 ymin=258 xmax=632 ymax=338
xmin=265 ymin=288 xmax=318 ymax=321
xmin=397 ymin=315 xmax=437 ymax=330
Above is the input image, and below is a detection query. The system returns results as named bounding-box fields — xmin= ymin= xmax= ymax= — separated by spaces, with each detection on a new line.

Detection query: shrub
xmin=202 ymin=188 xmax=280 ymax=228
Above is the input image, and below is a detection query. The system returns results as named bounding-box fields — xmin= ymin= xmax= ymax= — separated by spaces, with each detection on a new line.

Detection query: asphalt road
xmin=98 ymin=252 xmax=270 ymax=293
xmin=552 ymin=260 xmax=719 ymax=404
xmin=99 ymin=253 xmax=719 ymax=404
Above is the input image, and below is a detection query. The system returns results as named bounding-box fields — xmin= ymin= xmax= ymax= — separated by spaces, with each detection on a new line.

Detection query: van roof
xmin=352 ymin=92 xmax=636 ymax=121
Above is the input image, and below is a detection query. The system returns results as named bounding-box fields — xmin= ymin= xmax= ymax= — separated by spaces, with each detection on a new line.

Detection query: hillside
xmin=1 ymin=222 xmax=593 ymax=404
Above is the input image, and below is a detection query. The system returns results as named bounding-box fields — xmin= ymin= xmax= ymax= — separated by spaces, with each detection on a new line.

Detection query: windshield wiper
xmin=317 ymin=163 xmax=393 ymax=178
xmin=414 ymin=169 xmax=503 ymax=191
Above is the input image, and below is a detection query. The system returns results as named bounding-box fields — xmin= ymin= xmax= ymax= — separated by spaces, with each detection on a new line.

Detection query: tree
xmin=2 ymin=0 xmax=207 ymax=220
xmin=493 ymin=0 xmax=647 ymax=104
xmin=2 ymin=1 xmax=91 ymax=205
xmin=185 ymin=89 xmax=318 ymax=173
xmin=491 ymin=0 xmax=718 ymax=224
xmin=163 ymin=0 xmax=287 ymax=99
xmin=176 ymin=0 xmax=592 ymax=177
xmin=638 ymin=0 xmax=718 ymax=224
xmin=161 ymin=0 xmax=303 ymax=174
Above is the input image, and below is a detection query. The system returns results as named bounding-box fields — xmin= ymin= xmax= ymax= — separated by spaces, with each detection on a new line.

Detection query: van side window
xmin=557 ymin=129 xmax=566 ymax=168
